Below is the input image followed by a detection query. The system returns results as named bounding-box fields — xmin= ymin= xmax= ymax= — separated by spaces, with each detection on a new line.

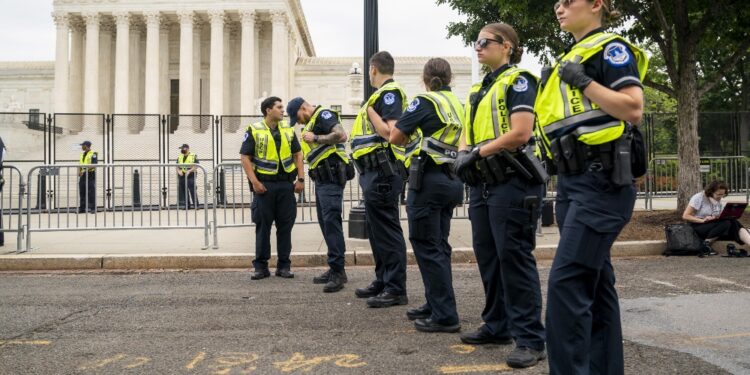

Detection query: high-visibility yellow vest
xmin=79 ymin=150 xmax=97 ymax=172
xmin=177 ymin=152 xmax=197 ymax=173
xmin=464 ymin=67 xmax=535 ymax=147
xmin=300 ymin=106 xmax=349 ymax=169
xmin=349 ymin=81 xmax=418 ymax=167
xmin=247 ymin=120 xmax=296 ymax=175
xmin=535 ymin=32 xmax=648 ymax=145
xmin=411 ymin=90 xmax=464 ymax=165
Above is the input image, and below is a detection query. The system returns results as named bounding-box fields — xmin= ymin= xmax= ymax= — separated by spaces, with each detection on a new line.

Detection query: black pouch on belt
xmin=611 ymin=131 xmax=634 ymax=187
xmin=478 ymin=156 xmax=499 ymax=184
xmin=408 ymin=155 xmax=425 ymax=191
xmin=375 ymin=148 xmax=395 ymax=177
xmin=350 ymin=154 xmax=364 ymax=175
xmin=560 ymin=134 xmax=585 ymax=174
xmin=549 ymin=138 xmax=567 ymax=174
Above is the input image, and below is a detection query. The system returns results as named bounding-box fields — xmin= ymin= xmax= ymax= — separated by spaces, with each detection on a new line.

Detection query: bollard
xmin=132 ymin=169 xmax=142 ymax=208
xmin=347 ymin=203 xmax=368 ymax=239
xmin=35 ymin=174 xmax=46 ymax=210
xmin=542 ymin=198 xmax=554 ymax=227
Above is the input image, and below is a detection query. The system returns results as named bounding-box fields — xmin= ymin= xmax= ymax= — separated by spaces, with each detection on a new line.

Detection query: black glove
xmin=540 ymin=66 xmax=553 ymax=87
xmin=453 ymin=147 xmax=481 ymax=177
xmin=558 ymin=61 xmax=593 ymax=90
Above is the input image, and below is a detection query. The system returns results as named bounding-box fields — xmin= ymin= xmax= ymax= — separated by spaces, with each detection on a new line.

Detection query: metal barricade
xmin=24 ymin=163 xmax=210 ymax=251
xmin=1 ymin=166 xmax=25 ymax=252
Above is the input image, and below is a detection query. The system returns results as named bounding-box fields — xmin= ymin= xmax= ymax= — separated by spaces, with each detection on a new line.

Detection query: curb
xmin=0 ymin=241 xmax=666 ymax=271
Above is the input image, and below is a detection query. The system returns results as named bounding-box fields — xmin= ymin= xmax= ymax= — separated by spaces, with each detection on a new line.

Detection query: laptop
xmin=718 ymin=202 xmax=748 ymax=219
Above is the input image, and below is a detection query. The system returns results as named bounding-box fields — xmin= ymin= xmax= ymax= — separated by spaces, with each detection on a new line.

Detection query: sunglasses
xmin=554 ymin=0 xmax=578 ymax=11
xmin=474 ymin=37 xmax=504 ymax=50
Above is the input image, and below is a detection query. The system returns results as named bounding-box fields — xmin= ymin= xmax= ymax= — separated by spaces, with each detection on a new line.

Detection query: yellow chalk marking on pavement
xmin=186 ymin=351 xmax=207 ymax=369
xmin=210 ymin=352 xmax=259 ymax=375
xmin=78 ymin=353 xmax=127 ymax=370
xmin=123 ymin=356 xmax=151 ymax=369
xmin=689 ymin=332 xmax=750 ymax=342
xmin=449 ymin=344 xmax=476 ymax=354
xmin=0 ymin=340 xmax=51 ymax=346
xmin=333 ymin=354 xmax=367 ymax=368
xmin=438 ymin=363 xmax=513 ymax=374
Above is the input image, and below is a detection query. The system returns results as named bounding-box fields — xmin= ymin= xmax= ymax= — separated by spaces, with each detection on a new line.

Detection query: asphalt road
xmin=0 ymin=256 xmax=748 ymax=374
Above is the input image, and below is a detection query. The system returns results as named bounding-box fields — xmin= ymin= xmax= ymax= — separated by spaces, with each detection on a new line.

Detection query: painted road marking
xmin=644 ymin=278 xmax=681 ymax=289
xmin=273 ymin=353 xmax=366 ymax=372
xmin=78 ymin=354 xmax=128 ymax=370
xmin=0 ymin=340 xmax=51 ymax=346
xmin=185 ymin=351 xmax=207 ymax=369
xmin=694 ymin=274 xmax=750 ymax=289
xmin=438 ymin=363 xmax=513 ymax=374
xmin=449 ymin=345 xmax=476 ymax=354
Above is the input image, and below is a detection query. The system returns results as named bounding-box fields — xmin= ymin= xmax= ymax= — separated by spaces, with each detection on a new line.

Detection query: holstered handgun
xmin=337 ymin=160 xmax=348 ymax=186
xmin=559 ymin=134 xmax=586 ymax=174
xmin=514 ymin=146 xmax=550 ymax=184
xmin=501 ymin=150 xmax=533 ymax=181
xmin=323 ymin=158 xmax=335 ymax=183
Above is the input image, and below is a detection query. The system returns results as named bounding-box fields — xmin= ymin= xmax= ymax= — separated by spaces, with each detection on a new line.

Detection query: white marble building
xmin=0 ymin=0 xmax=472 ymax=117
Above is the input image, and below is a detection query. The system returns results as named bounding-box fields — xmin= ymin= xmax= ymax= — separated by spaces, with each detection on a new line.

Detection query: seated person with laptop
xmin=682 ymin=180 xmax=749 ymax=256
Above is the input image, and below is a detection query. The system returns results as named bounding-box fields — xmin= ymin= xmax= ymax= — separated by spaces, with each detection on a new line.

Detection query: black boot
xmin=323 ymin=271 xmax=347 ymax=293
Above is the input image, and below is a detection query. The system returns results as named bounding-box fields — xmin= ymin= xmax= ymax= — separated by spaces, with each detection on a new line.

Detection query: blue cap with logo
xmin=286 ymin=97 xmax=305 ymax=126
xmin=81 ymin=140 xmax=92 ymax=147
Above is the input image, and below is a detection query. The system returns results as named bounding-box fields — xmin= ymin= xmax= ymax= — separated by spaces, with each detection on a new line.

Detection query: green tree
xmin=437 ymin=0 xmax=750 ymax=211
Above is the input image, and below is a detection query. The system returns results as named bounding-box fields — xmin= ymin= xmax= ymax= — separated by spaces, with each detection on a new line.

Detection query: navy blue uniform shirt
xmin=568 ymin=27 xmax=643 ymax=91
xmin=372 ymin=78 xmax=404 ymax=121
xmin=395 ymin=86 xmax=454 ymax=138
xmin=239 ymin=123 xmax=301 ymax=175
xmin=309 ymin=107 xmax=339 ymax=135
xmin=469 ymin=64 xmax=537 ymax=127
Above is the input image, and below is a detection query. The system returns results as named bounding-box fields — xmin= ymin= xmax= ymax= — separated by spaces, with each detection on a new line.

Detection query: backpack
xmin=663 ymin=223 xmax=704 ymax=256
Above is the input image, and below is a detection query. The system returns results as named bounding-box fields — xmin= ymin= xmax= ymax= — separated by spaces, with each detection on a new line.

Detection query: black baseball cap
xmin=178 ymin=144 xmax=189 ymax=149
xmin=286 ymin=97 xmax=305 ymax=126
xmin=81 ymin=141 xmax=92 ymax=147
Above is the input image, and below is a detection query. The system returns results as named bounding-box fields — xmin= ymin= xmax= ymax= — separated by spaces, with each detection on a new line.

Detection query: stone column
xmin=208 ymin=10 xmax=225 ymax=117
xmin=83 ymin=12 xmax=100 ymax=114
xmin=239 ymin=10 xmax=256 ymax=116
xmin=128 ymin=20 xmax=143 ymax=114
xmin=144 ymin=11 xmax=161 ymax=114
xmin=53 ymin=12 xmax=70 ymax=114
xmin=113 ymin=12 xmax=130 ymax=113
xmin=69 ymin=19 xmax=85 ymax=113
xmin=159 ymin=23 xmax=171 ymax=115
xmin=177 ymin=10 xmax=194 ymax=115
xmin=270 ymin=10 xmax=289 ymax=100
xmin=99 ymin=20 xmax=114 ymax=114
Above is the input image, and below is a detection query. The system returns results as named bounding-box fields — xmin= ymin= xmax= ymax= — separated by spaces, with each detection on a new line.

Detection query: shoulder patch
xmin=603 ymin=42 xmax=631 ymax=67
xmin=406 ymin=98 xmax=420 ymax=113
xmin=321 ymin=111 xmax=333 ymax=120
xmin=383 ymin=92 xmax=396 ymax=105
xmin=512 ymin=76 xmax=529 ymax=92
xmin=243 ymin=132 xmax=250 ymax=142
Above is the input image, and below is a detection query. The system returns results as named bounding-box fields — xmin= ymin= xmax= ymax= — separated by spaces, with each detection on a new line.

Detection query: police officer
xmin=176 ymin=144 xmax=199 ymax=209
xmin=240 ymin=96 xmax=305 ymax=280
xmin=78 ymin=140 xmax=98 ymax=213
xmin=389 ymin=58 xmax=464 ymax=333
xmin=349 ymin=51 xmax=410 ymax=308
xmin=287 ymin=97 xmax=352 ymax=293
xmin=453 ymin=23 xmax=546 ymax=368
xmin=538 ymin=1 xmax=648 ymax=374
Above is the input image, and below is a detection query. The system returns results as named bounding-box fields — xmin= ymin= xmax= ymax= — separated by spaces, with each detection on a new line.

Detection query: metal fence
xmin=24 ymin=164 xmax=210 ymax=251
xmin=1 ymin=166 xmax=25 ymax=252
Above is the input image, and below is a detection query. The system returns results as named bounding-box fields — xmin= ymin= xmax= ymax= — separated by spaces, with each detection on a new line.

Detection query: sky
xmin=0 ymin=0 xmax=541 ymax=74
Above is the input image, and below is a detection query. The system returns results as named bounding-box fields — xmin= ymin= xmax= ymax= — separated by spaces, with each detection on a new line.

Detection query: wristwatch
xmin=313 ymin=135 xmax=319 ymax=142
xmin=297 ymin=177 xmax=305 ymax=183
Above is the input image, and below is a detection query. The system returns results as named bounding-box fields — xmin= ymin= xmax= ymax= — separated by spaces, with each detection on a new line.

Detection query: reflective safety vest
xmin=247 ymin=120 xmax=296 ymax=175
xmin=412 ymin=91 xmax=464 ymax=165
xmin=464 ymin=67 xmax=534 ymax=147
xmin=79 ymin=150 xmax=97 ymax=172
xmin=535 ymin=32 xmax=648 ymax=145
xmin=300 ymin=106 xmax=349 ymax=169
xmin=349 ymin=81 xmax=418 ymax=167
xmin=177 ymin=152 xmax=197 ymax=173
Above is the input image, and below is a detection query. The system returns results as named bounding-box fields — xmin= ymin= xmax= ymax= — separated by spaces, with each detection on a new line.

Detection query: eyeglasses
xmin=554 ymin=0 xmax=578 ymax=11
xmin=474 ymin=37 xmax=504 ymax=50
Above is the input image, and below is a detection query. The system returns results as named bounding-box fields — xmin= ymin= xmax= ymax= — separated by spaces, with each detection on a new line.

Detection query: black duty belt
xmin=257 ymin=173 xmax=295 ymax=182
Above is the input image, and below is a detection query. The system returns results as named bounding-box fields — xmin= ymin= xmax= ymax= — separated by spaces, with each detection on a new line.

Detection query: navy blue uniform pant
xmin=78 ymin=171 xmax=96 ymax=211
xmin=468 ymin=176 xmax=545 ymax=351
xmin=315 ymin=181 xmax=346 ymax=272
xmin=251 ymin=180 xmax=297 ymax=271
xmin=407 ymin=168 xmax=463 ymax=325
xmin=546 ymin=164 xmax=635 ymax=375
xmin=178 ymin=173 xmax=198 ymax=208
xmin=360 ymin=170 xmax=407 ymax=295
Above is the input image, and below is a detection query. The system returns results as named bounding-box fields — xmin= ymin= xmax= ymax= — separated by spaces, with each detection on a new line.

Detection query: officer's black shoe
xmin=506 ymin=347 xmax=546 ymax=369
xmin=250 ymin=269 xmax=270 ymax=280
xmin=460 ymin=326 xmax=513 ymax=345
xmin=313 ymin=269 xmax=332 ymax=284
xmin=323 ymin=272 xmax=346 ymax=293
xmin=275 ymin=269 xmax=295 ymax=278
xmin=355 ymin=282 xmax=384 ymax=298
xmin=406 ymin=304 xmax=431 ymax=321
xmin=414 ymin=318 xmax=460 ymax=333
xmin=366 ymin=292 xmax=408 ymax=308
